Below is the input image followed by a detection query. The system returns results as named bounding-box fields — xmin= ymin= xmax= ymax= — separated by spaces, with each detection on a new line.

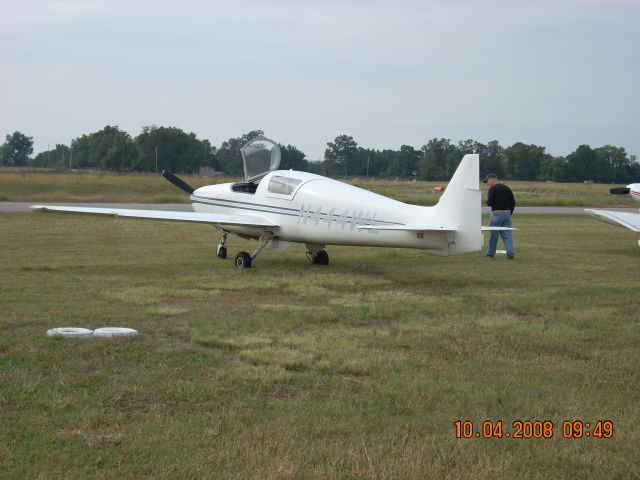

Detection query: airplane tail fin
xmin=432 ymin=154 xmax=482 ymax=255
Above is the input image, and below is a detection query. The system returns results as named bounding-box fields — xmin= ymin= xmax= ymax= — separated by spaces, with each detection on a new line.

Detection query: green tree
xmin=1 ymin=131 xmax=33 ymax=166
xmin=69 ymin=134 xmax=92 ymax=168
xmin=135 ymin=126 xmax=214 ymax=173
xmin=217 ymin=130 xmax=265 ymax=176
xmin=594 ymin=145 xmax=633 ymax=183
xmin=324 ymin=134 xmax=359 ymax=177
xmin=385 ymin=145 xmax=420 ymax=177
xmin=419 ymin=138 xmax=455 ymax=180
xmin=538 ymin=155 xmax=564 ymax=181
xmin=101 ymin=134 xmax=139 ymax=171
xmin=504 ymin=142 xmax=547 ymax=180
xmin=416 ymin=151 xmax=439 ymax=179
xmin=32 ymin=144 xmax=71 ymax=168
xmin=358 ymin=148 xmax=389 ymax=177
xmin=69 ymin=126 xmax=139 ymax=171
xmin=279 ymin=144 xmax=309 ymax=171
xmin=562 ymin=145 xmax=606 ymax=182
xmin=477 ymin=140 xmax=506 ymax=178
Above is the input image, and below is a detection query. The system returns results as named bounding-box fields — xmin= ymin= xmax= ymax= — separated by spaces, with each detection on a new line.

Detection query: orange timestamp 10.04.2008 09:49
xmin=454 ymin=419 xmax=614 ymax=439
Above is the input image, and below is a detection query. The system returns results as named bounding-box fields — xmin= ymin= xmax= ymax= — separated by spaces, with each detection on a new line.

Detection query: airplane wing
xmin=30 ymin=205 xmax=279 ymax=228
xmin=584 ymin=208 xmax=640 ymax=232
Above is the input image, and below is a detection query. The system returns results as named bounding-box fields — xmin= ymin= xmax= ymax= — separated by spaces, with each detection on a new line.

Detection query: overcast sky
xmin=1 ymin=0 xmax=638 ymax=160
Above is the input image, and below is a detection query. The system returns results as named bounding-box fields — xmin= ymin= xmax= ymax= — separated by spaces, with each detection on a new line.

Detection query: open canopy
xmin=241 ymin=137 xmax=281 ymax=182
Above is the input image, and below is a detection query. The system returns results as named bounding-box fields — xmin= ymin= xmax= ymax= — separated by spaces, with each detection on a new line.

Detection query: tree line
xmin=1 ymin=127 xmax=639 ymax=184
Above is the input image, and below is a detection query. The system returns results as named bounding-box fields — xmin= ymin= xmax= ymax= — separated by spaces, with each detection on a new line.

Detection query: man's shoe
xmin=507 ymin=254 xmax=514 ymax=260
xmin=486 ymin=254 xmax=494 ymax=258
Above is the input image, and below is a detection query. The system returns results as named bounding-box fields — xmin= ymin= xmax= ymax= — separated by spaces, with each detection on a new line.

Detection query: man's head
xmin=483 ymin=173 xmax=498 ymax=186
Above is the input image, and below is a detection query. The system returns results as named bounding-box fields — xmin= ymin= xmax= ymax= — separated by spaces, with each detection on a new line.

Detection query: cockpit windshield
xmin=268 ymin=176 xmax=302 ymax=195
xmin=241 ymin=137 xmax=281 ymax=182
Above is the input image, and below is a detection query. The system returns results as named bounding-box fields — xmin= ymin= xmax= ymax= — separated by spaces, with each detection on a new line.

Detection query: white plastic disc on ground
xmin=47 ymin=327 xmax=94 ymax=338
xmin=495 ymin=249 xmax=507 ymax=255
xmin=93 ymin=327 xmax=139 ymax=338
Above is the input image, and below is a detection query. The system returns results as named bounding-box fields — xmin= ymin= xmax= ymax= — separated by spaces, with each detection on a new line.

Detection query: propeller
xmin=610 ymin=187 xmax=631 ymax=195
xmin=162 ymin=170 xmax=194 ymax=195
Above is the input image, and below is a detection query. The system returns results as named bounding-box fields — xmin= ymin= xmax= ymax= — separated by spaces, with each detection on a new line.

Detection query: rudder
xmin=433 ymin=154 xmax=482 ymax=255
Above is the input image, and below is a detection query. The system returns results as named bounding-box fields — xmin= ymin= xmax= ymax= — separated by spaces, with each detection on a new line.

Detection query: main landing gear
xmin=234 ymin=233 xmax=273 ymax=269
xmin=234 ymin=251 xmax=252 ymax=268
xmin=217 ymin=232 xmax=330 ymax=269
xmin=306 ymin=244 xmax=329 ymax=266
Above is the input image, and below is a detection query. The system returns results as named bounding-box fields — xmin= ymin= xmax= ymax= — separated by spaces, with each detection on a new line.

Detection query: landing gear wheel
xmin=235 ymin=251 xmax=252 ymax=269
xmin=217 ymin=245 xmax=227 ymax=259
xmin=311 ymin=250 xmax=329 ymax=265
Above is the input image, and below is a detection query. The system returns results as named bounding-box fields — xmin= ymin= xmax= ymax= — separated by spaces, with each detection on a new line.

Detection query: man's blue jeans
xmin=488 ymin=210 xmax=514 ymax=257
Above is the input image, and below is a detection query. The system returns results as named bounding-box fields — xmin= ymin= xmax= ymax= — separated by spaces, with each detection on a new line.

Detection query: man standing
xmin=484 ymin=173 xmax=516 ymax=259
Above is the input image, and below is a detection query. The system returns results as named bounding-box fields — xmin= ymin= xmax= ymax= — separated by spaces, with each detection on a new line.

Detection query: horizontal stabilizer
xmin=359 ymin=225 xmax=516 ymax=232
xmin=482 ymin=226 xmax=518 ymax=231
xmin=30 ymin=205 xmax=279 ymax=228
xmin=358 ymin=224 xmax=456 ymax=232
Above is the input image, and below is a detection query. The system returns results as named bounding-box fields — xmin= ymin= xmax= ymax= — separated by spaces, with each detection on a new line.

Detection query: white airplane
xmin=31 ymin=138 xmax=506 ymax=268
xmin=585 ymin=183 xmax=640 ymax=247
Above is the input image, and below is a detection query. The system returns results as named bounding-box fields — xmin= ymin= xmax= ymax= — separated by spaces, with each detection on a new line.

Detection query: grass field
xmin=0 ymin=169 xmax=632 ymax=207
xmin=1 ymin=212 xmax=639 ymax=479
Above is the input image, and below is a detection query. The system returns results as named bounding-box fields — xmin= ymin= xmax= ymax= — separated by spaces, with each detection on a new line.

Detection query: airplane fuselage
xmin=191 ymin=170 xmax=455 ymax=253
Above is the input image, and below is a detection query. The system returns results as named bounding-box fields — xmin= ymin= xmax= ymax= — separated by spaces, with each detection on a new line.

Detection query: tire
xmin=217 ymin=246 xmax=227 ymax=259
xmin=235 ymin=251 xmax=252 ymax=269
xmin=46 ymin=327 xmax=94 ymax=338
xmin=312 ymin=250 xmax=329 ymax=265
xmin=93 ymin=327 xmax=139 ymax=338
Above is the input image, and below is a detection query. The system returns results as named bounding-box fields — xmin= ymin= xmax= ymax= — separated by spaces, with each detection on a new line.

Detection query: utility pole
xmin=155 ymin=146 xmax=158 ymax=173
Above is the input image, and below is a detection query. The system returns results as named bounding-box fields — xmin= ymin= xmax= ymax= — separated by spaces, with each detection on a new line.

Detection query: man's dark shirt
xmin=487 ymin=183 xmax=516 ymax=214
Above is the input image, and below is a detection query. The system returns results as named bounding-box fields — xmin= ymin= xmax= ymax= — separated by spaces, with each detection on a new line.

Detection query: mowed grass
xmin=0 ymin=170 xmax=631 ymax=207
xmin=1 ymin=213 xmax=639 ymax=479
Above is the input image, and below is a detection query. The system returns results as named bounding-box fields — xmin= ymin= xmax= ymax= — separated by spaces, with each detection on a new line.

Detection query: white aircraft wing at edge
xmin=584 ymin=208 xmax=640 ymax=232
xmin=30 ymin=205 xmax=279 ymax=228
